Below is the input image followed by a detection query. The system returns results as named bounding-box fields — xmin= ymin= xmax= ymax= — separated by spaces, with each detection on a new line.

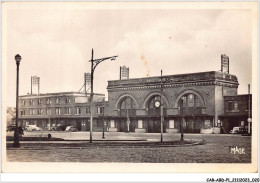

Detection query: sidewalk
xmin=6 ymin=131 xmax=247 ymax=141
xmin=5 ymin=131 xmax=206 ymax=148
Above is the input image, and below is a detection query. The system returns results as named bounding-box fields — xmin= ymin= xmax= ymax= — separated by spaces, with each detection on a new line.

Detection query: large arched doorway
xmin=147 ymin=95 xmax=167 ymax=133
xmin=178 ymin=93 xmax=204 ymax=133
xmin=118 ymin=96 xmax=137 ymax=132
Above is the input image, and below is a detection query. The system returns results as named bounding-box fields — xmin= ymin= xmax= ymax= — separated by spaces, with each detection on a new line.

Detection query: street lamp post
xmin=160 ymin=70 xmax=164 ymax=143
xmin=13 ymin=54 xmax=22 ymax=148
xmin=89 ymin=49 xmax=117 ymax=143
xmin=180 ymin=96 xmax=185 ymax=142
xmin=102 ymin=106 xmax=105 ymax=139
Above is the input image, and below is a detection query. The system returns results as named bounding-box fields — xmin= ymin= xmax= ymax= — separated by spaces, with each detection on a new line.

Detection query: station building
xmin=105 ymin=71 xmax=242 ymax=134
xmin=16 ymin=62 xmax=251 ymax=134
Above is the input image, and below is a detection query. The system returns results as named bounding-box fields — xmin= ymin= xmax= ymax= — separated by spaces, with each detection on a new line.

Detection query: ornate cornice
xmin=107 ymin=80 xmax=238 ymax=92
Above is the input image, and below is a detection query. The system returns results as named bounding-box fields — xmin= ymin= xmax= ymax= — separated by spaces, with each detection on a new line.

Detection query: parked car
xmin=6 ymin=124 xmax=16 ymax=132
xmin=25 ymin=125 xmax=42 ymax=131
xmin=57 ymin=124 xmax=66 ymax=131
xmin=50 ymin=126 xmax=59 ymax=131
xmin=230 ymin=126 xmax=247 ymax=134
xmin=50 ymin=124 xmax=66 ymax=131
xmin=65 ymin=126 xmax=78 ymax=132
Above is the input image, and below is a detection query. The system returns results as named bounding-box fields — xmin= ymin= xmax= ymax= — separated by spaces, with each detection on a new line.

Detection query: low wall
xmin=166 ymin=128 xmax=179 ymax=133
xmin=201 ymin=127 xmax=221 ymax=134
xmin=135 ymin=128 xmax=147 ymax=133
xmin=109 ymin=127 xmax=118 ymax=132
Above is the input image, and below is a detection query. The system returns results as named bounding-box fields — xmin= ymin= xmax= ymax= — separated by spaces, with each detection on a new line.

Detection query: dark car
xmin=50 ymin=124 xmax=66 ymax=131
xmin=7 ymin=125 xmax=16 ymax=132
xmin=230 ymin=126 xmax=248 ymax=134
xmin=50 ymin=126 xmax=59 ymax=131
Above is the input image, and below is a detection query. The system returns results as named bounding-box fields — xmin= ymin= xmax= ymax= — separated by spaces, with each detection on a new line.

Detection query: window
xmin=187 ymin=94 xmax=194 ymax=107
xmin=20 ymin=110 xmax=26 ymax=116
xmin=46 ymin=108 xmax=51 ymax=115
xmin=76 ymin=107 xmax=81 ymax=115
xmin=55 ymin=98 xmax=60 ymax=104
xmin=37 ymin=109 xmax=43 ymax=115
xmin=169 ymin=120 xmax=174 ymax=128
xmin=121 ymin=97 xmax=137 ymax=109
xmin=195 ymin=95 xmax=201 ymax=107
xmin=65 ymin=107 xmax=71 ymax=115
xmin=228 ymin=102 xmax=233 ymax=111
xmin=148 ymin=96 xmax=161 ymax=109
xmin=47 ymin=99 xmax=52 ymax=104
xmin=96 ymin=106 xmax=104 ymax=114
xmin=55 ymin=108 xmax=61 ymax=115
xmin=227 ymin=101 xmax=239 ymax=112
xmin=21 ymin=100 xmax=26 ymax=106
xmin=30 ymin=100 xmax=34 ymax=106
xmin=29 ymin=109 xmax=34 ymax=115
xmin=180 ymin=94 xmax=202 ymax=108
xmin=65 ymin=98 xmax=71 ymax=104
xmin=181 ymin=96 xmax=187 ymax=107
xmin=234 ymin=102 xmax=238 ymax=111
xmin=38 ymin=99 xmax=42 ymax=105
xmin=86 ymin=107 xmax=90 ymax=114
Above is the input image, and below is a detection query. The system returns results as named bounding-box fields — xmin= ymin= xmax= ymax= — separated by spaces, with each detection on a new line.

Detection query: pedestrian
xmin=18 ymin=126 xmax=24 ymax=137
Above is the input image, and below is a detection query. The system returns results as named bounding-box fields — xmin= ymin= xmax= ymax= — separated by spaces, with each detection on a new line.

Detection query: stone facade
xmin=18 ymin=92 xmax=107 ymax=131
xmin=106 ymin=71 xmax=239 ymax=134
xmin=219 ymin=94 xmax=252 ymax=133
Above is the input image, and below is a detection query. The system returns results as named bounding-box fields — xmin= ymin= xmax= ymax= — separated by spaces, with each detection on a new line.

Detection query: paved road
xmin=6 ymin=133 xmax=251 ymax=163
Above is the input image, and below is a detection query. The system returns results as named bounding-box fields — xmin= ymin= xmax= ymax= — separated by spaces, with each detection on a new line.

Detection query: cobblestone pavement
xmin=6 ymin=133 xmax=251 ymax=163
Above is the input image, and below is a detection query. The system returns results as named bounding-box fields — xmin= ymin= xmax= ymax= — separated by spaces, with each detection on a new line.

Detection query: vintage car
xmin=65 ymin=126 xmax=78 ymax=132
xmin=25 ymin=125 xmax=42 ymax=131
xmin=230 ymin=126 xmax=247 ymax=134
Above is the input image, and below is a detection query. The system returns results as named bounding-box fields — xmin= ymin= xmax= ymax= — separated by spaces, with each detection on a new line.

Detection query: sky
xmin=4 ymin=3 xmax=253 ymax=107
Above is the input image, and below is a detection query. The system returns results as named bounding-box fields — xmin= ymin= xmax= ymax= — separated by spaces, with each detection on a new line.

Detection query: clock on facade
xmin=154 ymin=100 xmax=161 ymax=108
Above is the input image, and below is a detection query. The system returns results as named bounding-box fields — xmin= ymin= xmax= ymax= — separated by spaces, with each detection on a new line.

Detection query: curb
xmin=6 ymin=139 xmax=205 ymax=149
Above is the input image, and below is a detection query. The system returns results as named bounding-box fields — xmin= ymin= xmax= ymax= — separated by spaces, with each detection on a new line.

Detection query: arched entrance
xmin=147 ymin=95 xmax=167 ymax=133
xmin=178 ymin=93 xmax=204 ymax=133
xmin=118 ymin=96 xmax=137 ymax=132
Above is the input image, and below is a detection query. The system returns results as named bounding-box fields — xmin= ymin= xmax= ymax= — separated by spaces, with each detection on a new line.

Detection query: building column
xmin=108 ymin=119 xmax=118 ymax=132
xmin=48 ymin=118 xmax=51 ymax=131
xmin=166 ymin=119 xmax=178 ymax=133
xmin=213 ymin=115 xmax=221 ymax=134
xmin=135 ymin=119 xmax=146 ymax=133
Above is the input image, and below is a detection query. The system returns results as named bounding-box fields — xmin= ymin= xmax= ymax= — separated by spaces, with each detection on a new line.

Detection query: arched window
xmin=119 ymin=97 xmax=136 ymax=116
xmin=147 ymin=95 xmax=167 ymax=116
xmin=179 ymin=94 xmax=202 ymax=108
xmin=178 ymin=93 xmax=203 ymax=116
xmin=148 ymin=95 xmax=167 ymax=109
xmin=120 ymin=97 xmax=136 ymax=109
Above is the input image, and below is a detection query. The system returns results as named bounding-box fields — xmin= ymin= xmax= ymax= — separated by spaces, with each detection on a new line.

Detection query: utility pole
xmin=180 ymin=97 xmax=185 ymax=142
xmin=160 ymin=70 xmax=164 ymax=143
xmin=102 ymin=105 xmax=105 ymax=139
xmin=89 ymin=49 xmax=118 ymax=143
xmin=248 ymin=84 xmax=252 ymax=135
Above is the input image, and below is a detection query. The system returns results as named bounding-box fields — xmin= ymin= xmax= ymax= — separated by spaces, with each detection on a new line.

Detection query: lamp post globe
xmin=15 ymin=54 xmax=22 ymax=63
xmin=13 ymin=54 xmax=22 ymax=148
